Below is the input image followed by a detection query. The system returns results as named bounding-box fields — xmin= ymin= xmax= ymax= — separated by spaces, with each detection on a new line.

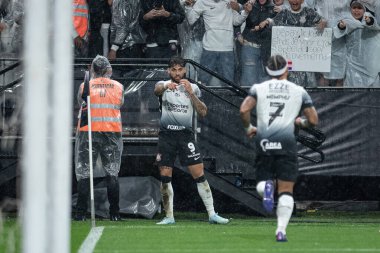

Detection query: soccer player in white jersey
xmin=240 ymin=55 xmax=318 ymax=242
xmin=154 ymin=56 xmax=229 ymax=225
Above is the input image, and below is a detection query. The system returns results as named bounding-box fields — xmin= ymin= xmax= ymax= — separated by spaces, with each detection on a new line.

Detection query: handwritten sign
xmin=271 ymin=27 xmax=332 ymax=72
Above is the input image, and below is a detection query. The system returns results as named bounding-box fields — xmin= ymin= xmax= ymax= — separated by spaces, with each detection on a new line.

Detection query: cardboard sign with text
xmin=271 ymin=26 xmax=332 ymax=72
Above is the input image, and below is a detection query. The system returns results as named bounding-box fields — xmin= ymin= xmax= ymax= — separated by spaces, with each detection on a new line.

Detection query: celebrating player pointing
xmin=154 ymin=56 xmax=229 ymax=225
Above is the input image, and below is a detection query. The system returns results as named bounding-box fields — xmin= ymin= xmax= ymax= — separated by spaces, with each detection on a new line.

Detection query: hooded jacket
xmin=110 ymin=0 xmax=146 ymax=50
xmin=185 ymin=0 xmax=248 ymax=51
xmin=242 ymin=0 xmax=275 ymax=45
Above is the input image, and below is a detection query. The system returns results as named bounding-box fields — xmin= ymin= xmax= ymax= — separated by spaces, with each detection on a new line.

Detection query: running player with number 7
xmin=240 ymin=54 xmax=319 ymax=242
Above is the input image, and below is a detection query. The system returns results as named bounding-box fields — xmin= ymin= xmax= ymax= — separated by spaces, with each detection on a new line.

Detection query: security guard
xmin=73 ymin=0 xmax=89 ymax=57
xmin=74 ymin=55 xmax=124 ymax=221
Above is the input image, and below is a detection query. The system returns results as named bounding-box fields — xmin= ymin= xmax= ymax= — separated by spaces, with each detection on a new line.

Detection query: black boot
xmin=74 ymin=178 xmax=90 ymax=221
xmin=110 ymin=213 xmax=122 ymax=221
xmin=107 ymin=175 xmax=121 ymax=221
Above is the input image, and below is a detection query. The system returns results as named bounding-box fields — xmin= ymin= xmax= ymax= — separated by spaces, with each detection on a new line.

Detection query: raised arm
xmin=232 ymin=2 xmax=251 ymax=26
xmin=154 ymin=81 xmax=179 ymax=96
xmin=184 ymin=0 xmax=202 ymax=26
xmin=181 ymin=79 xmax=207 ymax=117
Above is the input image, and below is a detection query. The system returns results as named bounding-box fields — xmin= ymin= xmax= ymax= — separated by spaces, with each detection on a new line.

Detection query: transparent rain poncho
xmin=75 ymin=132 xmax=123 ymax=180
xmin=178 ymin=0 xmax=204 ymax=63
xmin=304 ymin=0 xmax=351 ymax=80
xmin=333 ymin=10 xmax=380 ymax=87
xmin=75 ymin=56 xmax=124 ymax=180
xmin=109 ymin=0 xmax=146 ymax=50
xmin=178 ymin=0 xmax=205 ymax=80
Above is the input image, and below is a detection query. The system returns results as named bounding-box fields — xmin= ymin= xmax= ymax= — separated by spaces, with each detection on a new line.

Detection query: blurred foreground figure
xmin=240 ymin=55 xmax=319 ymax=242
xmin=75 ymin=55 xmax=124 ymax=221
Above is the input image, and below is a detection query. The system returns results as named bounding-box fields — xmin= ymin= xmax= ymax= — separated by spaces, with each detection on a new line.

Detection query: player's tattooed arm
xmin=181 ymin=79 xmax=207 ymax=117
xmin=190 ymin=93 xmax=207 ymax=117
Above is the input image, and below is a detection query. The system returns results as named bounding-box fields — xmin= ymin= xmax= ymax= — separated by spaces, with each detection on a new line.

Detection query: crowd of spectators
xmin=0 ymin=0 xmax=23 ymax=57
xmin=1 ymin=0 xmax=380 ymax=87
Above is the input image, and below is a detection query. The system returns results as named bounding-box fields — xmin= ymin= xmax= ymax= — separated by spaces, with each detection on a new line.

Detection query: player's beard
xmin=170 ymin=73 xmax=185 ymax=84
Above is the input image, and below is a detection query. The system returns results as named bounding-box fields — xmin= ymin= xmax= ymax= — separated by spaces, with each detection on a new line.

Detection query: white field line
xmin=78 ymin=226 xmax=104 ymax=253
xmin=104 ymin=224 xmax=377 ymax=230
xmin=105 ymin=225 xmax=215 ymax=229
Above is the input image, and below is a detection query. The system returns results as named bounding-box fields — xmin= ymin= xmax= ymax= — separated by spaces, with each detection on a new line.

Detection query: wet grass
xmin=76 ymin=211 xmax=380 ymax=253
xmin=2 ymin=211 xmax=380 ymax=252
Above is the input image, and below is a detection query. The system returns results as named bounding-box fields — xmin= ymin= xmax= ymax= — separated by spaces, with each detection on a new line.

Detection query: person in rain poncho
xmin=333 ymin=0 xmax=380 ymax=87
xmin=304 ymin=0 xmax=351 ymax=86
xmin=108 ymin=0 xmax=146 ymax=61
xmin=74 ymin=55 xmax=125 ymax=221
xmin=178 ymin=0 xmax=205 ymax=80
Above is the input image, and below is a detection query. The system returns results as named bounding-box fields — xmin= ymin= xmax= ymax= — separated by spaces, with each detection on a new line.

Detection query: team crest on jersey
xmin=260 ymin=139 xmax=282 ymax=152
xmin=156 ymin=153 xmax=162 ymax=162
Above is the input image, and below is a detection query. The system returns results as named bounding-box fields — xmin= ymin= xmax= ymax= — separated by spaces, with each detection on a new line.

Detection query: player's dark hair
xmin=266 ymin=55 xmax=287 ymax=78
xmin=168 ymin=56 xmax=186 ymax=68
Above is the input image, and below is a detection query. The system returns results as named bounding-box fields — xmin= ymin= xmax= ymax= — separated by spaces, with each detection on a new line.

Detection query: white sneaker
xmin=209 ymin=213 xmax=229 ymax=224
xmin=156 ymin=217 xmax=175 ymax=225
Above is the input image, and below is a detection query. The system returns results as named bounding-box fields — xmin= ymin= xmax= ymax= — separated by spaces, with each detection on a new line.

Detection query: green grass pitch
xmin=72 ymin=212 xmax=380 ymax=253
xmin=2 ymin=212 xmax=380 ymax=252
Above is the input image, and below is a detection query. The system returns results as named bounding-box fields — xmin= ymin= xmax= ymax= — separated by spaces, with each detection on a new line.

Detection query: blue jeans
xmin=199 ymin=49 xmax=235 ymax=86
xmin=240 ymin=45 xmax=265 ymax=86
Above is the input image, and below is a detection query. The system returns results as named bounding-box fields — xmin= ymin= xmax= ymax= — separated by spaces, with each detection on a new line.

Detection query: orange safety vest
xmin=79 ymin=77 xmax=124 ymax=133
xmin=73 ymin=0 xmax=89 ymax=38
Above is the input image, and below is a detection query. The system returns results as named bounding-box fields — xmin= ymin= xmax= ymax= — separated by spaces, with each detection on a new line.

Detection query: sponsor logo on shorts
xmin=260 ymin=139 xmax=282 ymax=152
xmin=188 ymin=153 xmax=201 ymax=159
xmin=167 ymin=125 xmax=186 ymax=130
xmin=156 ymin=153 xmax=162 ymax=162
